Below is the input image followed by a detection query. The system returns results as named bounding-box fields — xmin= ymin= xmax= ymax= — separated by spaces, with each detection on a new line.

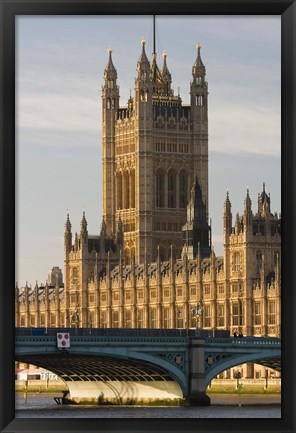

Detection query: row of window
xmin=154 ymin=142 xmax=189 ymax=154
xmin=30 ymin=282 xmax=235 ymax=310
xmin=96 ymin=301 xmax=276 ymax=329
xmin=18 ymin=300 xmax=277 ymax=328
xmin=154 ymin=221 xmax=182 ymax=232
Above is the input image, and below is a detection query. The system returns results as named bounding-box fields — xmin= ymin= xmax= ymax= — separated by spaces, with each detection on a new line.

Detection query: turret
xmin=64 ymin=211 xmax=72 ymax=254
xmin=190 ymin=43 xmax=208 ymax=121
xmin=99 ymin=218 xmax=106 ymax=255
xmin=235 ymin=212 xmax=241 ymax=235
xmin=161 ymin=51 xmax=172 ymax=96
xmin=102 ymin=47 xmax=119 ymax=234
xmin=223 ymin=190 xmax=232 ymax=242
xmin=243 ymin=188 xmax=252 ymax=228
xmin=258 ymin=182 xmax=271 ymax=216
xmin=102 ymin=47 xmax=119 ymax=110
xmin=80 ymin=210 xmax=88 ymax=245
xmin=135 ymin=38 xmax=152 ymax=113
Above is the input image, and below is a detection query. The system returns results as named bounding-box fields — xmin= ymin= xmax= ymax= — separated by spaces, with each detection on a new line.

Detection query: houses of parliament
xmin=15 ymin=39 xmax=281 ymax=379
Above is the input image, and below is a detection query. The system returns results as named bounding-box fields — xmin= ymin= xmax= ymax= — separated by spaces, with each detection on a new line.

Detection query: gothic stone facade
xmin=15 ymin=43 xmax=281 ymax=379
xmin=15 ymin=187 xmax=281 ymax=349
xmin=102 ymin=41 xmax=209 ymax=265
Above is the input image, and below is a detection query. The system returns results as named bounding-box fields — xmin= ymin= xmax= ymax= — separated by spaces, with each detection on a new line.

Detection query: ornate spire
xmin=104 ymin=47 xmax=117 ymax=80
xmin=244 ymin=187 xmax=252 ymax=209
xmin=100 ymin=217 xmax=107 ymax=235
xmin=258 ymin=182 xmax=271 ymax=215
xmin=235 ymin=212 xmax=241 ymax=234
xmin=223 ymin=188 xmax=231 ymax=212
xmin=192 ymin=42 xmax=206 ymax=78
xmin=64 ymin=210 xmax=71 ymax=233
xmin=80 ymin=210 xmax=87 ymax=233
xmin=106 ymin=47 xmax=115 ymax=71
xmin=161 ymin=51 xmax=171 ymax=79
xmin=137 ymin=37 xmax=150 ymax=70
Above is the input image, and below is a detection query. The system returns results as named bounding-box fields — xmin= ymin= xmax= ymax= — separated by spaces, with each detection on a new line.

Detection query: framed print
xmin=0 ymin=1 xmax=295 ymax=433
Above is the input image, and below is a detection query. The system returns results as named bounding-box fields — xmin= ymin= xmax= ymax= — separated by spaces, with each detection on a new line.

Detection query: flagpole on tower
xmin=153 ymin=14 xmax=156 ymax=55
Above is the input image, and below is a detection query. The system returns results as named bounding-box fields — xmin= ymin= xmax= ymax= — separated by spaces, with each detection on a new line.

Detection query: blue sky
xmin=16 ymin=15 xmax=281 ymax=286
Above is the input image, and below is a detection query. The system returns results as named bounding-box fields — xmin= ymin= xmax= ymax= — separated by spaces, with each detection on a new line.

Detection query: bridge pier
xmin=185 ymin=338 xmax=211 ymax=406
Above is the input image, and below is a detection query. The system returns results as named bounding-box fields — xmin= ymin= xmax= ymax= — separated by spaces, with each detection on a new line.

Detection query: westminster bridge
xmin=15 ymin=328 xmax=281 ymax=406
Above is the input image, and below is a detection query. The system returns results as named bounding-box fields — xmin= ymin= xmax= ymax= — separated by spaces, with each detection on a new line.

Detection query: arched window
xmin=111 ymin=98 xmax=115 ymax=109
xmin=156 ymin=169 xmax=165 ymax=208
xmin=233 ymin=252 xmax=241 ymax=272
xmin=179 ymin=170 xmax=188 ymax=208
xmin=107 ymin=98 xmax=111 ymax=109
xmin=168 ymin=169 xmax=176 ymax=208
xmin=130 ymin=170 xmax=135 ymax=208
xmin=196 ymin=95 xmax=203 ymax=106
xmin=123 ymin=172 xmax=129 ymax=209
xmin=116 ymin=173 xmax=122 ymax=210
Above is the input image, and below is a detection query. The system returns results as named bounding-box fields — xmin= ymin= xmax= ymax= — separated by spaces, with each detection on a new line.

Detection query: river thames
xmin=15 ymin=393 xmax=281 ymax=418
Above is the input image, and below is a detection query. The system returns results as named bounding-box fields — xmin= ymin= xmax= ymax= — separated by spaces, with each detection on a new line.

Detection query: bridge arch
xmin=16 ymin=349 xmax=188 ymax=404
xmin=205 ymin=350 xmax=281 ymax=386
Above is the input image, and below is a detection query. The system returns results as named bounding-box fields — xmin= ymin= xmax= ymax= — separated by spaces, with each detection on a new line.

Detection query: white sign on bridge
xmin=56 ymin=332 xmax=70 ymax=349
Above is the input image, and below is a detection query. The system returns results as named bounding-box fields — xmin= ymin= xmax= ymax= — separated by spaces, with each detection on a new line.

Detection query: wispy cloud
xmin=210 ymin=103 xmax=280 ymax=156
xmin=17 ymin=92 xmax=100 ymax=133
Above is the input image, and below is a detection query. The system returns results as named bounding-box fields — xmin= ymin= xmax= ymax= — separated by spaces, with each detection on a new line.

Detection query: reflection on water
xmin=15 ymin=393 xmax=281 ymax=418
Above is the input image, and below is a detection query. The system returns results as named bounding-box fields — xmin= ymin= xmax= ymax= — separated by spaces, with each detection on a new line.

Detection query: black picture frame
xmin=0 ymin=1 xmax=295 ymax=432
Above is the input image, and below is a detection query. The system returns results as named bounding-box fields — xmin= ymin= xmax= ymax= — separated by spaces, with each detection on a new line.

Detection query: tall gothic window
xmin=100 ymin=311 xmax=107 ymax=328
xmin=116 ymin=173 xmax=122 ymax=210
xmin=233 ymin=253 xmax=241 ymax=272
xmin=179 ymin=170 xmax=188 ymax=208
xmin=125 ymin=310 xmax=132 ymax=328
xmin=137 ymin=310 xmax=144 ymax=328
xmin=196 ymin=95 xmax=203 ymax=106
xmin=163 ymin=307 xmax=170 ymax=328
xmin=218 ymin=304 xmax=225 ymax=327
xmin=268 ymin=301 xmax=276 ymax=325
xmin=130 ymin=170 xmax=135 ymax=208
xmin=156 ymin=169 xmax=165 ymax=208
xmin=254 ymin=302 xmax=261 ymax=325
xmin=168 ymin=169 xmax=176 ymax=208
xmin=150 ymin=309 xmax=157 ymax=328
xmin=232 ymin=304 xmax=239 ymax=326
xmin=112 ymin=311 xmax=119 ymax=328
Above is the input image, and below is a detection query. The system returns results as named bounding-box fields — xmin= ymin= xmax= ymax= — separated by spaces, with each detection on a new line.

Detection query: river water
xmin=15 ymin=393 xmax=281 ymax=418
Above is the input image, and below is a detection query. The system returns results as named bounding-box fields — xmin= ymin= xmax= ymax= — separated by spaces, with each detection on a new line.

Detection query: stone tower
xmin=101 ymin=41 xmax=209 ymax=265
xmin=223 ymin=184 xmax=281 ymax=337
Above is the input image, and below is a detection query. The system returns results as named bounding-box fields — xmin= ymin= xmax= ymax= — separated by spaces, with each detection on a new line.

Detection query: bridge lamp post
xmin=88 ymin=319 xmax=93 ymax=335
xmin=235 ymin=371 xmax=242 ymax=407
xmin=177 ymin=309 xmax=182 ymax=336
xmin=265 ymin=368 xmax=268 ymax=390
xmin=71 ymin=309 xmax=80 ymax=332
xmin=191 ymin=303 xmax=204 ymax=337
